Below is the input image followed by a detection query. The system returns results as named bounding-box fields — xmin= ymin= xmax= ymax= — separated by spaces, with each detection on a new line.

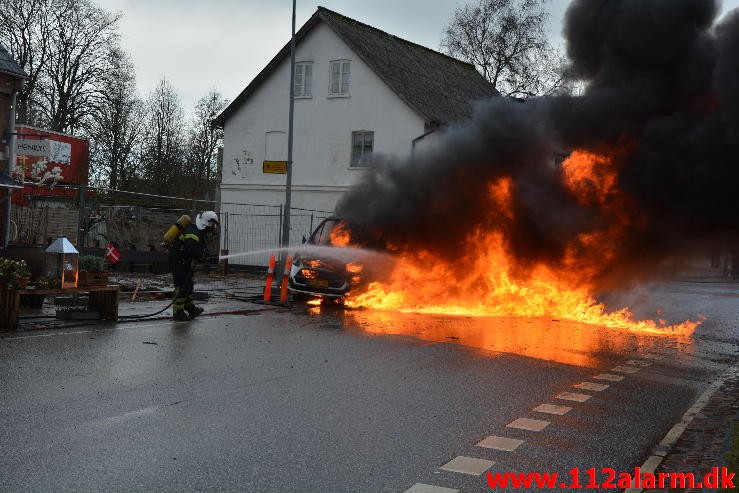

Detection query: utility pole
xmin=281 ymin=0 xmax=296 ymax=251
xmin=274 ymin=0 xmax=297 ymax=291
xmin=4 ymin=90 xmax=19 ymax=248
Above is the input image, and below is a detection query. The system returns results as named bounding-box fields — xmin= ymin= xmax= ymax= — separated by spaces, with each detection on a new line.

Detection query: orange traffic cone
xmin=263 ymin=254 xmax=276 ymax=302
xmin=280 ymin=256 xmax=293 ymax=303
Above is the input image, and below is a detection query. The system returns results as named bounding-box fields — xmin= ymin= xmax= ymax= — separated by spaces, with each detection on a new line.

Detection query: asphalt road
xmin=0 ymin=281 xmax=737 ymax=492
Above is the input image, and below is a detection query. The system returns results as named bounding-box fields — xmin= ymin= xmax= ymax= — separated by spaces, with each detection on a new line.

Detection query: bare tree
xmin=40 ymin=0 xmax=121 ymax=133
xmin=441 ymin=0 xmax=566 ymax=98
xmin=87 ymin=46 xmax=143 ymax=189
xmin=183 ymin=90 xmax=228 ymax=198
xmin=1 ymin=0 xmax=121 ymax=132
xmin=139 ymin=78 xmax=186 ymax=195
xmin=0 ymin=0 xmax=52 ymax=125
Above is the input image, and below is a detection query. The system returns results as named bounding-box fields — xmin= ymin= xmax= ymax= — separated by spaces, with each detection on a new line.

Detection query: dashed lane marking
xmin=574 ymin=382 xmax=610 ymax=392
xmin=624 ymin=359 xmax=653 ymax=367
xmin=594 ymin=373 xmax=624 ymax=382
xmin=612 ymin=365 xmax=641 ymax=374
xmin=533 ymin=403 xmax=572 ymax=415
xmin=506 ymin=417 xmax=550 ymax=431
xmin=556 ymin=391 xmax=592 ymax=402
xmin=440 ymin=456 xmax=495 ymax=475
xmin=637 ymin=354 xmax=664 ymax=360
xmin=403 ymin=484 xmax=459 ymax=493
xmin=476 ymin=435 xmax=524 ymax=451
xmin=90 ymin=405 xmax=161 ymax=427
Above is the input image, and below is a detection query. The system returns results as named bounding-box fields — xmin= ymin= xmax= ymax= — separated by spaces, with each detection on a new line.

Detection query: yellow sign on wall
xmin=263 ymin=161 xmax=288 ymax=174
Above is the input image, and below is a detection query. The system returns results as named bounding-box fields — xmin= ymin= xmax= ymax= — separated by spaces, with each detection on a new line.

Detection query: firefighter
xmin=169 ymin=211 xmax=219 ymax=321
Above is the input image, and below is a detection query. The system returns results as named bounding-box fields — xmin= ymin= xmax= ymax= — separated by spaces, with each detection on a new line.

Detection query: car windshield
xmin=311 ymin=219 xmax=342 ymax=246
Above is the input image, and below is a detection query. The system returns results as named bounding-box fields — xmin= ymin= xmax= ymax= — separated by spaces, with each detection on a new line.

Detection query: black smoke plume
xmin=336 ymin=0 xmax=739 ymax=284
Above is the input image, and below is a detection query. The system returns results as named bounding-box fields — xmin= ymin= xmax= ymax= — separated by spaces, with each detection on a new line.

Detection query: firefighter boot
xmin=186 ymin=305 xmax=204 ymax=318
xmin=173 ymin=311 xmax=190 ymax=322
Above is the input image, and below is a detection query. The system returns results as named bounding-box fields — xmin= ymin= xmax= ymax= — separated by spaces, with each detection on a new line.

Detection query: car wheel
xmin=291 ymin=292 xmax=311 ymax=303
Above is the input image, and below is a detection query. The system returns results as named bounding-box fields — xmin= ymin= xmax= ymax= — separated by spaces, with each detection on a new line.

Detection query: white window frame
xmin=351 ymin=131 xmax=374 ymax=167
xmin=329 ymin=59 xmax=351 ymax=97
xmin=294 ymin=61 xmax=313 ymax=98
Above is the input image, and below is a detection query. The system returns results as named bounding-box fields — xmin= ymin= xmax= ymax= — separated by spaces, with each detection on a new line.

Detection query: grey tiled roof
xmin=0 ymin=43 xmax=27 ymax=78
xmin=318 ymin=8 xmax=498 ymax=124
xmin=215 ymin=7 xmax=498 ymax=127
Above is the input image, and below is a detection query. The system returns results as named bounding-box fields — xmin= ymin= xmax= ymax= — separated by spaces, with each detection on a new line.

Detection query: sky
xmin=95 ymin=0 xmax=739 ymax=114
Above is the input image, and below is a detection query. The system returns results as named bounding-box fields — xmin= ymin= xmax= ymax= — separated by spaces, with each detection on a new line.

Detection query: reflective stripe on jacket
xmin=172 ymin=224 xmax=205 ymax=262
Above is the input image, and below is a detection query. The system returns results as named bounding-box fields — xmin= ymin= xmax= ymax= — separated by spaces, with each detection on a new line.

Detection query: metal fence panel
xmin=9 ymin=184 xmax=334 ymax=269
xmin=219 ymin=203 xmax=333 ymax=266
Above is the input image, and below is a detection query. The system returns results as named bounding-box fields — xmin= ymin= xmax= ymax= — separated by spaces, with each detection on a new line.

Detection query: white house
xmin=214 ymin=7 xmax=498 ymax=252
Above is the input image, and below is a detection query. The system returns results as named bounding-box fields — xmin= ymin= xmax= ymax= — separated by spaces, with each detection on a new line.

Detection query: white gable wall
xmin=221 ymin=22 xmax=427 ymax=214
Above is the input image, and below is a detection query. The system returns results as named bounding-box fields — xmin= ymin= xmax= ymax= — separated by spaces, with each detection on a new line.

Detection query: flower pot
xmin=78 ymin=271 xmax=109 ymax=287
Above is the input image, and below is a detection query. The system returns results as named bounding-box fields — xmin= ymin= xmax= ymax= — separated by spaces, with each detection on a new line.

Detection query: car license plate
xmin=307 ymin=279 xmax=329 ymax=288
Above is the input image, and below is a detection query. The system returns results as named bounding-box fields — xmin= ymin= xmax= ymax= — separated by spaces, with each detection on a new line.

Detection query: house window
xmin=351 ymin=131 xmax=373 ymax=166
xmin=294 ymin=62 xmax=312 ymax=98
xmin=329 ymin=60 xmax=350 ymax=96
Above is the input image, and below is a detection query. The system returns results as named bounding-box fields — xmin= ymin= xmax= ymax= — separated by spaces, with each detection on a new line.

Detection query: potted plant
xmin=23 ymin=275 xmax=57 ymax=309
xmin=78 ymin=255 xmax=108 ymax=286
xmin=35 ymin=276 xmax=61 ymax=289
xmin=0 ymin=258 xmax=31 ymax=288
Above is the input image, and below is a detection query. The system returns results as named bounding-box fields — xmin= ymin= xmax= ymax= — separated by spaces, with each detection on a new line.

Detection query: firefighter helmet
xmin=195 ymin=211 xmax=219 ymax=230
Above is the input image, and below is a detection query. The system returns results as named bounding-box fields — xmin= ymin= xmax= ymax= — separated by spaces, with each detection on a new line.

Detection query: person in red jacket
xmin=169 ymin=211 xmax=218 ymax=321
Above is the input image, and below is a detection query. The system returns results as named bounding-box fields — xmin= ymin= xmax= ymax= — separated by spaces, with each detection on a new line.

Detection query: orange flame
xmin=343 ymin=149 xmax=700 ymax=336
xmin=329 ymin=222 xmax=352 ymax=247
xmin=343 ymin=311 xmax=688 ymax=367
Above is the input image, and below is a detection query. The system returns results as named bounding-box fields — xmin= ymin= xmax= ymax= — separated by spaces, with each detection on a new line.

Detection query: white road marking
xmin=622 ymin=365 xmax=738 ymax=493
xmin=1 ymin=321 xmax=176 ymax=341
xmin=506 ymin=417 xmax=550 ymax=431
xmin=2 ymin=329 xmax=97 ymax=340
xmin=477 ymin=435 xmax=524 ymax=451
xmin=90 ymin=405 xmax=161 ymax=427
xmin=440 ymin=456 xmax=495 ymax=475
xmin=533 ymin=403 xmax=572 ymax=415
xmin=594 ymin=373 xmax=624 ymax=382
xmin=637 ymin=354 xmax=664 ymax=360
xmin=404 ymin=484 xmax=459 ymax=493
xmin=556 ymin=392 xmax=592 ymax=402
xmin=612 ymin=365 xmax=641 ymax=374
xmin=574 ymin=382 xmax=610 ymax=392
xmin=624 ymin=359 xmax=652 ymax=367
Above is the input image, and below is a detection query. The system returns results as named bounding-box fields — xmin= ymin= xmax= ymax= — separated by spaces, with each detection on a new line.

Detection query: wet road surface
xmin=0 ymin=281 xmax=736 ymax=492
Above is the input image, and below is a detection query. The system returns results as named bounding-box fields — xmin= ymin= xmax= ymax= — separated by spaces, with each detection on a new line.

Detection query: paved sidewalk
xmin=8 ymin=292 xmax=269 ymax=332
xmin=643 ymin=375 xmax=739 ymax=492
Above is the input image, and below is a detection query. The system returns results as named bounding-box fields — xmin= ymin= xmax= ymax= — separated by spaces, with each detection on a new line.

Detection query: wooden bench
xmin=0 ymin=285 xmax=120 ymax=331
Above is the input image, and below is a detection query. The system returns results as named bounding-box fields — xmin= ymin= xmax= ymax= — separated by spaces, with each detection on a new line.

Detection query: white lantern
xmin=45 ymin=237 xmax=79 ymax=288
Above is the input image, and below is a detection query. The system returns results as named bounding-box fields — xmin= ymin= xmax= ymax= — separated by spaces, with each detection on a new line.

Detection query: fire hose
xmin=118 ymin=300 xmax=174 ymax=319
xmin=20 ymin=300 xmax=175 ymax=321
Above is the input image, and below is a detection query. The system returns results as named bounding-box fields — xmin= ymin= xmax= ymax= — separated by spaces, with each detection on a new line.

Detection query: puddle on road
xmin=306 ymin=305 xmax=693 ymax=367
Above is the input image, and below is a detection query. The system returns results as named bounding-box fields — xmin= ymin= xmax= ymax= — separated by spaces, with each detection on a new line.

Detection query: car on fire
xmin=288 ymin=217 xmax=361 ymax=300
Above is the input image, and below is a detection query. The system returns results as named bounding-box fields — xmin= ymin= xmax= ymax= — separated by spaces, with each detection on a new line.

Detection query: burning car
xmin=288 ymin=217 xmax=361 ymax=300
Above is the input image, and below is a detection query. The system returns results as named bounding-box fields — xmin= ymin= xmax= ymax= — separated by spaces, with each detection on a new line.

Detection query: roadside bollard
xmin=263 ymin=254 xmax=276 ymax=302
xmin=279 ymin=256 xmax=292 ymax=303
